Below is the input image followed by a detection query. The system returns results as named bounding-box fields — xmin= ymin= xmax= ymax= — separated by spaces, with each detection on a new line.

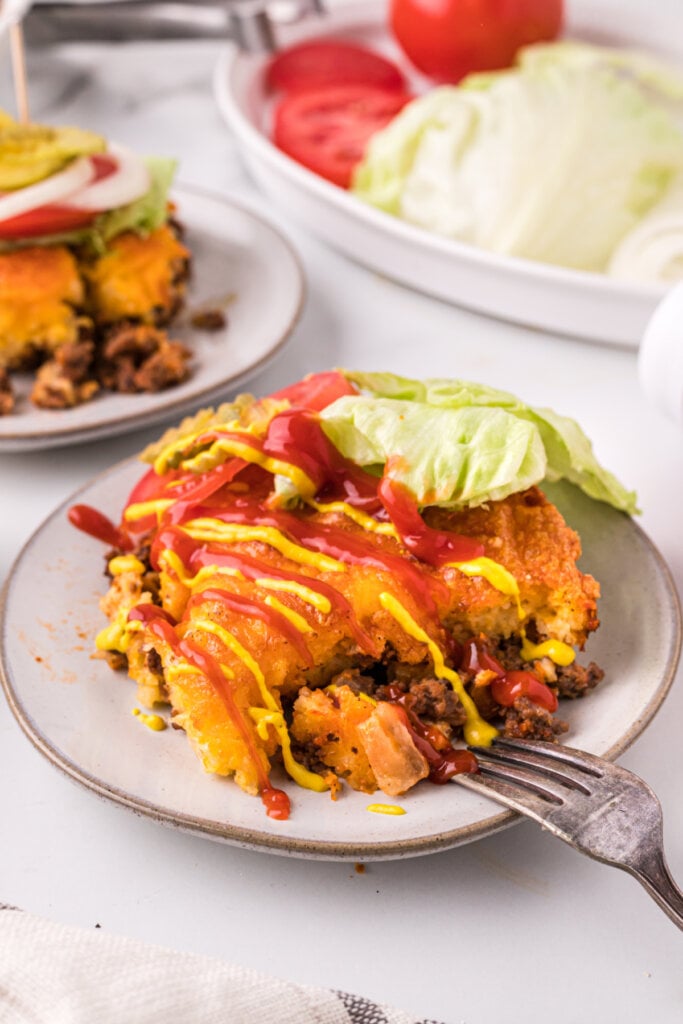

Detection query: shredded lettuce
xmin=352 ymin=42 xmax=683 ymax=274
xmin=316 ymin=372 xmax=637 ymax=514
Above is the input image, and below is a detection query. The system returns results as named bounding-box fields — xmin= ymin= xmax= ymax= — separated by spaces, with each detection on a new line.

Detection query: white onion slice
xmin=64 ymin=144 xmax=151 ymax=212
xmin=0 ymin=155 xmax=95 ymax=222
xmin=608 ymin=218 xmax=683 ymax=284
xmin=608 ymin=176 xmax=683 ymax=284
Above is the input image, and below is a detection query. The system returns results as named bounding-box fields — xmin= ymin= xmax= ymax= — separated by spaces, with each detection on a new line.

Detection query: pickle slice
xmin=0 ymin=119 xmax=106 ymax=190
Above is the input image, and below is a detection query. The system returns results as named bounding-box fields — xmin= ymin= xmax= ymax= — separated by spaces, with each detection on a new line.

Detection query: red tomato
xmin=390 ymin=0 xmax=564 ymax=82
xmin=273 ymin=85 xmax=412 ymax=188
xmin=0 ymin=204 xmax=97 ymax=239
xmin=269 ymin=371 xmax=359 ymax=411
xmin=266 ymin=40 xmax=406 ymax=93
xmin=0 ymin=153 xmax=118 ymax=239
xmin=88 ymin=153 xmax=119 ymax=182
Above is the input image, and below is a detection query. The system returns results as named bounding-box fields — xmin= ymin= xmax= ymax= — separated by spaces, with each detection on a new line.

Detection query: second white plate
xmin=0 ymin=186 xmax=305 ymax=452
xmin=214 ymin=0 xmax=683 ymax=347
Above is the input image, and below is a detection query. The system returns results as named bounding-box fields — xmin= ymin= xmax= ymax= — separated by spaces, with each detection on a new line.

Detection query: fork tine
xmin=467 ymin=761 xmax=565 ymax=804
xmin=491 ymin=737 xmax=605 ymax=777
xmin=470 ymin=739 xmax=596 ymax=795
xmin=454 ymin=763 xmax=567 ymax=821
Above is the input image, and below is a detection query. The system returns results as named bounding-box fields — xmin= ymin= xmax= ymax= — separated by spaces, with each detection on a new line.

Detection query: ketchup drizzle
xmin=458 ymin=638 xmax=558 ymax=713
xmin=68 ymin=504 xmax=132 ymax=551
xmin=385 ymin=686 xmax=478 ymax=783
xmin=378 ymin=476 xmax=484 ymax=566
xmin=263 ymin=409 xmax=382 ymax=510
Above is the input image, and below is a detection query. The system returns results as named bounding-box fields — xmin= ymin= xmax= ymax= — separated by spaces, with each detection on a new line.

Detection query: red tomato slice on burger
xmin=0 ymin=204 xmax=98 ymax=239
xmin=0 ymin=153 xmax=119 ymax=239
xmin=267 ymin=40 xmax=406 ymax=93
xmin=88 ymin=153 xmax=119 ymax=182
xmin=273 ymin=85 xmax=412 ymax=188
xmin=390 ymin=0 xmax=564 ymax=83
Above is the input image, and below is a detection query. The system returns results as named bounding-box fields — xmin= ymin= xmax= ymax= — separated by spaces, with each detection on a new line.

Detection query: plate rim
xmin=0 ymin=184 xmax=306 ymax=451
xmin=1 ymin=457 xmax=681 ymax=860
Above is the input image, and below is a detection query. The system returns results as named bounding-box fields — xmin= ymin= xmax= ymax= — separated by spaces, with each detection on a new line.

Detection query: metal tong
xmin=23 ymin=0 xmax=326 ymax=52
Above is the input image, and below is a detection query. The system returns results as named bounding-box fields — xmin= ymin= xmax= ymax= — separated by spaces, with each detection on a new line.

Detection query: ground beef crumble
xmin=294 ymin=631 xmax=603 ymax=749
xmin=98 ymin=323 xmax=191 ymax=393
xmin=555 ymin=660 xmax=604 ymax=699
xmin=375 ymin=677 xmax=468 ymax=731
xmin=499 ymin=696 xmax=568 ymax=742
xmin=30 ymin=331 xmax=99 ymax=410
xmin=190 ymin=309 xmax=226 ymax=331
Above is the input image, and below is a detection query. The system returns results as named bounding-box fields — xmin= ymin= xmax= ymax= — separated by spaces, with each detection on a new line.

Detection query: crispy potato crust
xmin=82 ymin=224 xmax=190 ymax=327
xmin=0 ymin=246 xmax=85 ymax=369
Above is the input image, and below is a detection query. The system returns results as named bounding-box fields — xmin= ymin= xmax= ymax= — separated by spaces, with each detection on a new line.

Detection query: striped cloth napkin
xmin=0 ymin=905 xmax=443 ymax=1024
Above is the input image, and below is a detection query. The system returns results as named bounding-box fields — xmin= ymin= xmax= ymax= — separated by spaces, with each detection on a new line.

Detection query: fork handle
xmin=632 ymin=851 xmax=683 ymax=930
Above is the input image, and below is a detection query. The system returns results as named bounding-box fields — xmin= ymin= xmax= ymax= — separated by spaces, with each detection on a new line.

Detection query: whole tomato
xmin=389 ymin=0 xmax=564 ymax=83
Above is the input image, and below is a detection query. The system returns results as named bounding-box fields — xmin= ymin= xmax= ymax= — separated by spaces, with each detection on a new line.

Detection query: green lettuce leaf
xmin=352 ymin=43 xmax=683 ymax=273
xmin=95 ymin=156 xmax=177 ymax=243
xmin=317 ymin=372 xmax=637 ymax=514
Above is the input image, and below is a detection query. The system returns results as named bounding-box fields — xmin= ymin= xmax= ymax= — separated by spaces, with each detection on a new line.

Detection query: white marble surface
xmin=1 ymin=19 xmax=683 ymax=1024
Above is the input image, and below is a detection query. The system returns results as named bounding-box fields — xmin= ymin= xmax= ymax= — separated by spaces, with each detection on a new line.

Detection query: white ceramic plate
xmin=0 ymin=464 xmax=680 ymax=860
xmin=214 ymin=0 xmax=683 ymax=347
xmin=0 ymin=186 xmax=305 ymax=452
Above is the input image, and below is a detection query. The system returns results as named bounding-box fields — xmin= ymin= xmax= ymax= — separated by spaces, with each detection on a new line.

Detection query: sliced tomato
xmin=267 ymin=40 xmax=406 ymax=94
xmin=64 ymin=147 xmax=150 ymax=213
xmin=0 ymin=203 xmax=98 ymax=239
xmin=269 ymin=370 xmax=359 ymax=411
xmin=0 ymin=153 xmax=118 ymax=239
xmin=89 ymin=153 xmax=119 ymax=182
xmin=126 ymin=466 xmax=178 ymax=508
xmin=273 ymin=85 xmax=412 ymax=188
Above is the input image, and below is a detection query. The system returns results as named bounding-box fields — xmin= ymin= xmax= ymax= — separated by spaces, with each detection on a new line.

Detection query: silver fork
xmin=453 ymin=737 xmax=683 ymax=929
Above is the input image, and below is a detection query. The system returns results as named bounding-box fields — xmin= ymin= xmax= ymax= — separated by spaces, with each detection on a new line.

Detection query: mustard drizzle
xmin=182 ymin=519 xmax=346 ymax=574
xmin=133 ymin=708 xmax=167 ymax=732
xmin=367 ymin=803 xmax=406 ymax=816
xmin=262 ymin=594 xmax=313 ymax=633
xmin=108 ymin=555 xmax=146 ymax=576
xmin=451 ymin=557 xmax=575 ymax=666
xmin=188 ymin=616 xmax=328 ymax=793
xmin=306 ymin=498 xmax=398 ymax=538
xmin=255 ymin=577 xmax=332 ymax=615
xmin=379 ymin=591 xmax=498 ymax=747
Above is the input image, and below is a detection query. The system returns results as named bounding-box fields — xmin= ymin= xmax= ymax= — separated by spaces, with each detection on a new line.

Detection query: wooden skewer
xmin=9 ymin=21 xmax=30 ymax=124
